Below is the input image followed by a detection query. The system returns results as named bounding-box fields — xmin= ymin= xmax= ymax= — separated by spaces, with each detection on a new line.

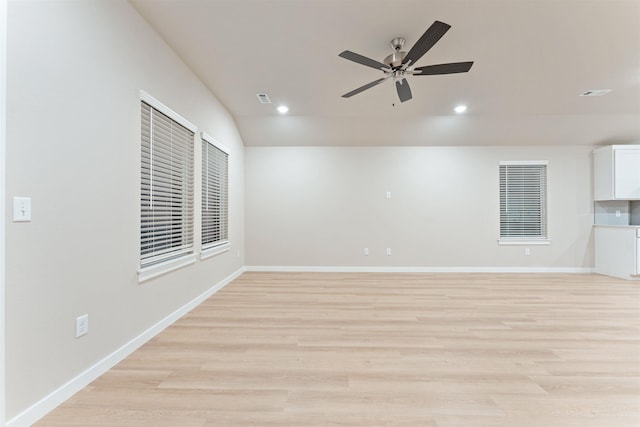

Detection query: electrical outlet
xmin=615 ymin=210 xmax=621 ymax=218
xmin=76 ymin=314 xmax=89 ymax=338
xmin=385 ymin=191 xmax=391 ymax=199
xmin=525 ymin=248 xmax=531 ymax=256
xmin=386 ymin=248 xmax=392 ymax=256
xmin=364 ymin=247 xmax=369 ymax=256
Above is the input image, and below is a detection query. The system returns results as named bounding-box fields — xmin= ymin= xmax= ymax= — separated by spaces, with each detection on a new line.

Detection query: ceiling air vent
xmin=256 ymin=93 xmax=272 ymax=104
xmin=580 ymin=89 xmax=612 ymax=97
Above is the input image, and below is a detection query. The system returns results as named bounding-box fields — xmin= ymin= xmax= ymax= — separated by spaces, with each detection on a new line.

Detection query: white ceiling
xmin=130 ymin=0 xmax=640 ymax=147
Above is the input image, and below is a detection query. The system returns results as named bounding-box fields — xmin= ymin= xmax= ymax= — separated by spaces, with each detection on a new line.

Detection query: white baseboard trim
xmin=6 ymin=267 xmax=246 ymax=427
xmin=246 ymin=266 xmax=595 ymax=274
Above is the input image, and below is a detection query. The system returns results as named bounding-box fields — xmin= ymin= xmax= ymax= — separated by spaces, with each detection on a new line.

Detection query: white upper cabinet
xmin=594 ymin=145 xmax=640 ymax=201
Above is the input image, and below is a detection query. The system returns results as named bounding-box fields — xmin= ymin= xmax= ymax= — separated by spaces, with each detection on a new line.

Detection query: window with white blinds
xmin=201 ymin=134 xmax=229 ymax=251
xmin=140 ymin=98 xmax=195 ymax=268
xmin=499 ymin=161 xmax=548 ymax=241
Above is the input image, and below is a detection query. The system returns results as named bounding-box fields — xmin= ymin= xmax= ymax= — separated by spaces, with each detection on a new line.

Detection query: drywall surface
xmin=245 ymin=145 xmax=593 ymax=269
xmin=0 ymin=0 xmax=7 ymax=424
xmin=5 ymin=1 xmax=244 ymax=419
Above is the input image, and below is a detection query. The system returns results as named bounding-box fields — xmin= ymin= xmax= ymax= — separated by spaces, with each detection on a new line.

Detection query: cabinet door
xmin=636 ymin=231 xmax=640 ymax=275
xmin=636 ymin=238 xmax=640 ymax=275
xmin=614 ymin=149 xmax=640 ymax=199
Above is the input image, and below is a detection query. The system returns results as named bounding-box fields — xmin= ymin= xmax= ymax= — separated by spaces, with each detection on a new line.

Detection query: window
xmin=499 ymin=161 xmax=548 ymax=243
xmin=201 ymin=133 xmax=229 ymax=256
xmin=140 ymin=92 xmax=196 ymax=275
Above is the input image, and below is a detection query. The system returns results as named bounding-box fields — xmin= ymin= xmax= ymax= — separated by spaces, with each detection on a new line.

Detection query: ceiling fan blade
xmin=402 ymin=20 xmax=451 ymax=66
xmin=342 ymin=76 xmax=390 ymax=98
xmin=413 ymin=61 xmax=474 ymax=75
xmin=339 ymin=50 xmax=390 ymax=71
xmin=395 ymin=78 xmax=412 ymax=103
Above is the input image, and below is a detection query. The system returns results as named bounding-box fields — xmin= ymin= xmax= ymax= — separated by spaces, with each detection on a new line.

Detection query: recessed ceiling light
xmin=277 ymin=105 xmax=289 ymax=114
xmin=454 ymin=105 xmax=467 ymax=114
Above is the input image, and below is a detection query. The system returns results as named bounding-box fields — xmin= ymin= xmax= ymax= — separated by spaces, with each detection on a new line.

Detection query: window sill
xmin=138 ymin=253 xmax=196 ymax=283
xmin=498 ymin=239 xmax=551 ymax=246
xmin=201 ymin=242 xmax=230 ymax=260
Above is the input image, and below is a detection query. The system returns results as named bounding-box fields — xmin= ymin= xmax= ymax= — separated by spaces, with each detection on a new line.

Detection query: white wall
xmin=1 ymin=0 xmax=7 ymax=424
xmin=5 ymin=1 xmax=244 ymax=421
xmin=246 ymin=146 xmax=593 ymax=270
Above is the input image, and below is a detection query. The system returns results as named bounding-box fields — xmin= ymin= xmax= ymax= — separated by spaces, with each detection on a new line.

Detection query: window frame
xmin=498 ymin=160 xmax=550 ymax=246
xmin=200 ymin=132 xmax=230 ymax=260
xmin=138 ymin=91 xmax=197 ymax=282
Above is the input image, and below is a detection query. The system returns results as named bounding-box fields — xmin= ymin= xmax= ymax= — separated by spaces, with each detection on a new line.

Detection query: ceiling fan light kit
xmin=339 ymin=20 xmax=474 ymax=103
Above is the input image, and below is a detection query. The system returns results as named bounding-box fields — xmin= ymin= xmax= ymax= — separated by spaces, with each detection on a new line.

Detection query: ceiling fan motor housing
xmin=385 ymin=37 xmax=407 ymax=68
xmin=384 ymin=50 xmax=407 ymax=69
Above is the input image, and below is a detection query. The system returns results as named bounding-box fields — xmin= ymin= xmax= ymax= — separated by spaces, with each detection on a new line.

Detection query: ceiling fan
xmin=339 ymin=20 xmax=473 ymax=103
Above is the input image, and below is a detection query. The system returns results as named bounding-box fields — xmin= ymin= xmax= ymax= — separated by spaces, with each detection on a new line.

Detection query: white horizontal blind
xmin=141 ymin=101 xmax=194 ymax=267
xmin=202 ymin=137 xmax=229 ymax=250
xmin=499 ymin=162 xmax=547 ymax=239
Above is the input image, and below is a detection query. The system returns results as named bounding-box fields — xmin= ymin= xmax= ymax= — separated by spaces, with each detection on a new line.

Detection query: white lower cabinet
xmin=594 ymin=226 xmax=640 ymax=280
xmin=636 ymin=228 xmax=640 ymax=275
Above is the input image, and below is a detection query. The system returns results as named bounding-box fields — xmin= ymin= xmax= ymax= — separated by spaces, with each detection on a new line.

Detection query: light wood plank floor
xmin=37 ymin=272 xmax=640 ymax=426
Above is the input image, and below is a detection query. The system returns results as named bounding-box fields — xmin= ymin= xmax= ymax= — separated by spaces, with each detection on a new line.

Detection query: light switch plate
xmin=13 ymin=197 xmax=32 ymax=222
